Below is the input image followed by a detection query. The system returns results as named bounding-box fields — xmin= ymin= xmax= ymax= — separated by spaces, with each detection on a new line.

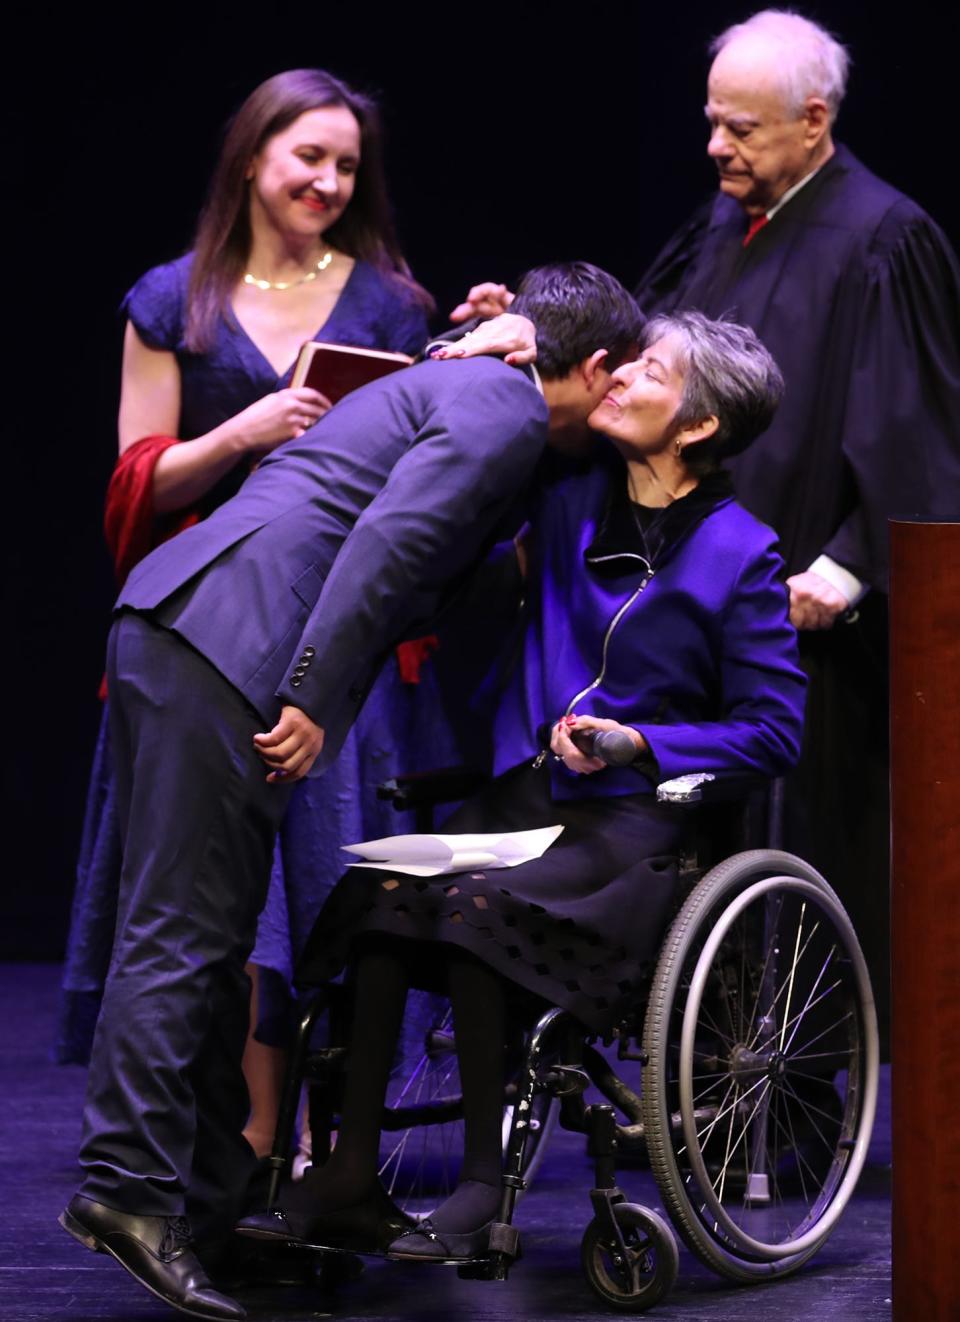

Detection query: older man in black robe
xmin=633 ymin=10 xmax=960 ymax=1046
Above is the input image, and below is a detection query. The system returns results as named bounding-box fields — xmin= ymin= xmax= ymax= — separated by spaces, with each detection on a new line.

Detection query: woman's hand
xmin=253 ymin=705 xmax=325 ymax=783
xmin=550 ymin=714 xmax=648 ymax=776
xmin=149 ymin=385 xmax=331 ymax=512
xmin=431 ymin=313 xmax=538 ymax=366
xmin=119 ymin=322 xmax=334 ymax=513
xmin=449 ymin=282 xmax=515 ymax=323
xmin=232 ymin=386 xmax=332 ymax=453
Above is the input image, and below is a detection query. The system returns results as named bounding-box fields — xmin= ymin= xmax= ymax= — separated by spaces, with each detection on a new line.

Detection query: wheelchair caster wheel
xmin=580 ymin=1203 xmax=678 ymax=1310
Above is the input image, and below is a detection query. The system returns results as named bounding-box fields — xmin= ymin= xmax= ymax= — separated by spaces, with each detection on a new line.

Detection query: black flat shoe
xmin=387 ymin=1216 xmax=495 ymax=1263
xmin=60 ymin=1195 xmax=245 ymax=1320
xmin=237 ymin=1187 xmax=414 ymax=1255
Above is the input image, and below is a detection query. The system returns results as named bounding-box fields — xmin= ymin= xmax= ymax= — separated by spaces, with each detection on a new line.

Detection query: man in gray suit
xmin=60 ymin=262 xmax=644 ymax=1320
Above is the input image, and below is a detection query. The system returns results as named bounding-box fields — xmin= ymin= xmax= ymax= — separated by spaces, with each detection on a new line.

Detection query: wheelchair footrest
xmin=454 ymin=1223 xmax=523 ymax=1279
xmin=487 ymin=1221 xmax=521 ymax=1259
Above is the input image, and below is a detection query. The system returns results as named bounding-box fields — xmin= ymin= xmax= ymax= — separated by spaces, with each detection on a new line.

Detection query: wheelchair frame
xmin=258 ymin=769 xmax=879 ymax=1311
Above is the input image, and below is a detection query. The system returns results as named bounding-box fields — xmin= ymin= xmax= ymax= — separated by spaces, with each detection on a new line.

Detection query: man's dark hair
xmin=510 ymin=262 xmax=645 ymax=380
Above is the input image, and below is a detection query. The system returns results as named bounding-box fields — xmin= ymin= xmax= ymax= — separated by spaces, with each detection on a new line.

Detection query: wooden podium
xmin=889 ymin=521 xmax=960 ymax=1319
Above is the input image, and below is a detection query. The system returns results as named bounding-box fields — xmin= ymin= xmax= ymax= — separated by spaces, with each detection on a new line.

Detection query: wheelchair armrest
xmin=656 ymin=771 xmax=772 ymax=806
xmin=377 ymin=766 xmax=490 ymax=812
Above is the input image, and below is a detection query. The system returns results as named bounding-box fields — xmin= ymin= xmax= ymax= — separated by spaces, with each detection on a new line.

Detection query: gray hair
xmin=644 ymin=310 xmax=784 ymax=461
xmin=711 ymin=10 xmax=851 ymax=123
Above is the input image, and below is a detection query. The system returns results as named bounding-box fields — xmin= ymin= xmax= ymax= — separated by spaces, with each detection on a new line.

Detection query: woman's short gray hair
xmin=711 ymin=9 xmax=851 ymax=123
xmin=644 ymin=310 xmax=784 ymax=461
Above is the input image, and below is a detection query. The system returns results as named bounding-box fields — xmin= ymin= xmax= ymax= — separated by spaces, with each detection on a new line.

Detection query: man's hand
xmin=786 ymin=571 xmax=849 ymax=630
xmin=253 ymin=706 xmax=325 ymax=783
xmin=449 ymin=282 xmax=515 ymax=323
xmin=550 ymin=714 xmax=647 ymax=776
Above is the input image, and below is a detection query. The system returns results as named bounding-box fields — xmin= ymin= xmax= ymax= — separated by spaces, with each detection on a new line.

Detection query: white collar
xmin=765 ymin=161 xmax=826 ymax=220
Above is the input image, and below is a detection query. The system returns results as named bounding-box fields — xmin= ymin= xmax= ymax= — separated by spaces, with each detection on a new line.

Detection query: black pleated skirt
xmin=297 ymin=761 xmax=684 ymax=1033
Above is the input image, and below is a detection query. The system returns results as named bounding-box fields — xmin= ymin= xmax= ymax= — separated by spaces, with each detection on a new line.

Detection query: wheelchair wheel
xmin=642 ymin=849 xmax=878 ymax=1282
xmin=377 ymin=1004 xmax=558 ymax=1218
xmin=581 ymin=1202 xmax=679 ymax=1310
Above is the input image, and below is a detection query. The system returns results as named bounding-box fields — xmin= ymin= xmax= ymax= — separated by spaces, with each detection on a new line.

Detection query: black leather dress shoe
xmin=60 ymin=1195 xmax=245 ymax=1320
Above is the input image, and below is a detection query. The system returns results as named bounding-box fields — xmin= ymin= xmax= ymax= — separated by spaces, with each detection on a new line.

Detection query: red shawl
xmin=104 ymin=435 xmax=199 ymax=588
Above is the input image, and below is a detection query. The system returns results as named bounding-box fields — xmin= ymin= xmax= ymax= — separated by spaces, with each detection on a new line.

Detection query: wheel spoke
xmin=783 ymin=1063 xmax=847 ymax=1083
xmin=779 ymin=990 xmax=849 ymax=1054
xmin=690 ymin=1077 xmax=727 ymax=1108
xmin=768 ymin=1092 xmax=830 ymax=1214
xmin=390 ymin=1049 xmax=431 ymax=1103
xmin=701 ymin=1078 xmax=772 ymax=1184
xmin=777 ymin=901 xmax=808 ymax=1053
xmin=780 ymin=950 xmax=842 ymax=1055
xmin=715 ymin=1080 xmax=740 ymax=1205
xmin=745 ymin=909 xmax=822 ymax=1053
xmin=381 ymin=1013 xmax=465 ymax=1209
xmin=692 ymin=1078 xmax=729 ymax=1110
xmin=694 ymin=1077 xmax=738 ymax=1146
xmin=726 ymin=1077 xmax=772 ymax=1178
xmin=778 ymin=1078 xmax=840 ymax=1157
xmin=786 ymin=1008 xmax=856 ymax=1065
xmin=777 ymin=1080 xmax=811 ymax=1210
xmin=743 ymin=893 xmax=785 ymax=1044
xmin=692 ymin=998 xmax=737 ymax=1050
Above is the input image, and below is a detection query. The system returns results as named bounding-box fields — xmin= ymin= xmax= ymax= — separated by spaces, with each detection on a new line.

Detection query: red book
xmin=291 ymin=341 xmax=413 ymax=403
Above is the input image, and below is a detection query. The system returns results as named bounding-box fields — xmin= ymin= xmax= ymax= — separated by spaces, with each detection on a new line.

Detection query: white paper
xmin=341 ymin=825 xmax=564 ymax=876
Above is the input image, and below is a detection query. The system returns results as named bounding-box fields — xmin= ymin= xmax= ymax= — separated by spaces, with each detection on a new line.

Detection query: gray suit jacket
xmin=118 ymin=355 xmax=548 ymax=770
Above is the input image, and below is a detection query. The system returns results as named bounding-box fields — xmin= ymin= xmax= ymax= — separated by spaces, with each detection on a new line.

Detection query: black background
xmin=5 ymin=1 xmax=955 ymax=958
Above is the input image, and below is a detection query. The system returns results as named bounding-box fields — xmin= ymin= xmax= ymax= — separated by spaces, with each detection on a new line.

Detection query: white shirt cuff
xmin=808 ymin=555 xmax=868 ymax=606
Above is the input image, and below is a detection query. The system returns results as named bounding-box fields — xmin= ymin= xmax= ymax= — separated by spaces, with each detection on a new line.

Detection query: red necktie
xmin=743 ymin=215 xmax=769 ymax=247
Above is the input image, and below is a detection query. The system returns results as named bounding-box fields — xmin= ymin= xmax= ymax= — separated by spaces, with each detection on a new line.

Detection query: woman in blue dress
xmin=57 ymin=69 xmax=457 ymax=1157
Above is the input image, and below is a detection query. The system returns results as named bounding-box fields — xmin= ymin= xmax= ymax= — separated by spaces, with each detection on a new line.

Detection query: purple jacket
xmin=494 ymin=453 xmax=806 ymax=800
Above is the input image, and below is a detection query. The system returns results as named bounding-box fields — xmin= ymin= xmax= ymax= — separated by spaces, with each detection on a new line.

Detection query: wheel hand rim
xmin=678 ymin=875 xmax=878 ymax=1260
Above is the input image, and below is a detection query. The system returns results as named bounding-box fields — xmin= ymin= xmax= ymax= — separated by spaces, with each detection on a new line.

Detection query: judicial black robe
xmin=636 ymin=143 xmax=960 ymax=588
xmin=635 ymin=145 xmax=960 ymax=1048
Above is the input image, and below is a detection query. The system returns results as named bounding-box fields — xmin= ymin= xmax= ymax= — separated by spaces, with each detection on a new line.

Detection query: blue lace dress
xmin=56 ymin=254 xmax=460 ymax=1060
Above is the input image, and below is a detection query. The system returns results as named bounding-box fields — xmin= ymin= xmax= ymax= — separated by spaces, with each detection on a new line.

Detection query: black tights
xmin=286 ymin=941 xmax=505 ymax=1231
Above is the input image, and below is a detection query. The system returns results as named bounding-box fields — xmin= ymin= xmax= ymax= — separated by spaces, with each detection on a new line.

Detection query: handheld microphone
xmin=571 ymin=727 xmax=638 ymax=767
xmin=537 ymin=722 xmax=639 ymax=767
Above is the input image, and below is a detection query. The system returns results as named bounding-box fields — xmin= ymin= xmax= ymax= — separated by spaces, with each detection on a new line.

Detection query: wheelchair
xmin=256 ymin=766 xmax=878 ymax=1311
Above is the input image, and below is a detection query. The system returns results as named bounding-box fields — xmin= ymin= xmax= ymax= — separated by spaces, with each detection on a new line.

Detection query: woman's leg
xmin=240 ymin=963 xmax=287 ymax=1159
xmin=285 ymin=943 xmax=409 ymax=1214
xmin=422 ymin=950 xmax=505 ymax=1233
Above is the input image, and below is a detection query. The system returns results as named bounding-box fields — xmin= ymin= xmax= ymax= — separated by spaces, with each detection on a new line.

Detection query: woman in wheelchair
xmin=242 ymin=310 xmax=807 ymax=1262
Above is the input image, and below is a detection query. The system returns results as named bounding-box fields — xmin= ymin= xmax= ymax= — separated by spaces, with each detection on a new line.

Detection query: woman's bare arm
xmin=118 ymin=322 xmax=330 ymax=514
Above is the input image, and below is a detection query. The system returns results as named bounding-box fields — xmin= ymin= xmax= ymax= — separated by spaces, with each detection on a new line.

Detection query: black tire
xmin=580 ymin=1202 xmax=679 ymax=1311
xmin=642 ymin=850 xmax=878 ymax=1282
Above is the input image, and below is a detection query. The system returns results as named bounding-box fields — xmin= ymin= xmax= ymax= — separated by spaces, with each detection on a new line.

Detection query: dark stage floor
xmin=0 ymin=964 xmax=891 ymax=1322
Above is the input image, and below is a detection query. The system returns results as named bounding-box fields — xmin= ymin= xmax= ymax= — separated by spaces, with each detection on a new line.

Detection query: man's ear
xmin=580 ymin=348 xmax=610 ymax=388
xmin=802 ymin=97 xmax=831 ymax=149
